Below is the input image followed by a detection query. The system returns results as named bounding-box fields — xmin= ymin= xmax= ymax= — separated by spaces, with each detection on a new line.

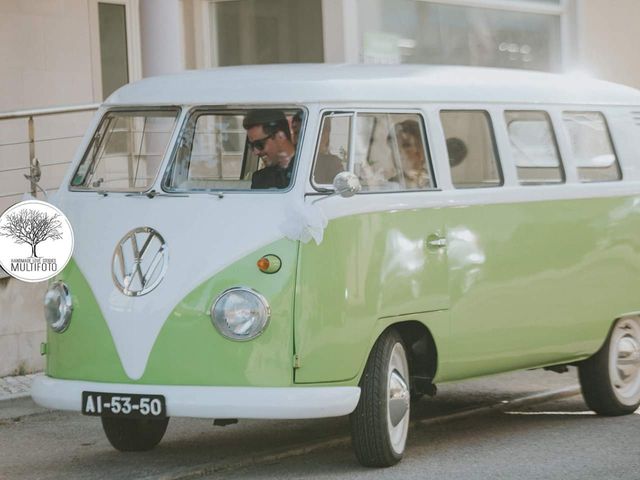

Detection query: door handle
xmin=426 ymin=234 xmax=447 ymax=249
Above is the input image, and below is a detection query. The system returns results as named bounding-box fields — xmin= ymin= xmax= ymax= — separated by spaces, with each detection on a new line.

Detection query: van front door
xmin=293 ymin=111 xmax=449 ymax=384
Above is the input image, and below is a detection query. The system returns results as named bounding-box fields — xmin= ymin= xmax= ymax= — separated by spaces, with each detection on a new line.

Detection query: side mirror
xmin=333 ymin=171 xmax=361 ymax=198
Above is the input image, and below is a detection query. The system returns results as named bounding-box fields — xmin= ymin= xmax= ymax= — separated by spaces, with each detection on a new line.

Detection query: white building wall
xmin=0 ymin=0 xmax=99 ymax=376
xmin=0 ymin=0 xmax=96 ymax=111
xmin=577 ymin=0 xmax=640 ymax=89
xmin=0 ymin=280 xmax=48 ymax=376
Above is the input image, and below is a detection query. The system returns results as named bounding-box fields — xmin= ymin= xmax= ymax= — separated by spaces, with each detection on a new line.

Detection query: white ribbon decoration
xmin=280 ymin=202 xmax=329 ymax=245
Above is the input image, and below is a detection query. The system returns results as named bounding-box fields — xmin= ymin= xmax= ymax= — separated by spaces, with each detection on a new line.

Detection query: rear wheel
xmin=101 ymin=416 xmax=169 ymax=452
xmin=578 ymin=317 xmax=640 ymax=416
xmin=350 ymin=329 xmax=410 ymax=467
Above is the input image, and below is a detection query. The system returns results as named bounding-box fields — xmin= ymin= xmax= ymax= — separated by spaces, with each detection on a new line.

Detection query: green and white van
xmin=33 ymin=65 xmax=640 ymax=467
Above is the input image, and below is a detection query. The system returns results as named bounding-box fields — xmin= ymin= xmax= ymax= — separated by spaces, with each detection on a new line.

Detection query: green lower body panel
xmin=294 ymin=194 xmax=640 ymax=384
xmin=47 ymin=239 xmax=299 ymax=387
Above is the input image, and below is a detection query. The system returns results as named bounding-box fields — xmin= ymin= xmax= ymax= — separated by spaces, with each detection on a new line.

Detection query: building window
xmin=359 ymin=0 xmax=562 ymax=71
xmin=98 ymin=2 xmax=130 ymax=98
xmin=209 ymin=0 xmax=324 ymax=66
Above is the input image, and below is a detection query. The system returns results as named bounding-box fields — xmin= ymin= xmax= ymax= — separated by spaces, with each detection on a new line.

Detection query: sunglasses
xmin=247 ymin=133 xmax=275 ymax=151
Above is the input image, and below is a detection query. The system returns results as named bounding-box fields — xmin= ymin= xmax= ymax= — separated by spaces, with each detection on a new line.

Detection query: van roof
xmin=106 ymin=64 xmax=640 ymax=107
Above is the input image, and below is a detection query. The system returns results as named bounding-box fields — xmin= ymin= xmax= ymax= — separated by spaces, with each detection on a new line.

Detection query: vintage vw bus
xmin=32 ymin=65 xmax=640 ymax=467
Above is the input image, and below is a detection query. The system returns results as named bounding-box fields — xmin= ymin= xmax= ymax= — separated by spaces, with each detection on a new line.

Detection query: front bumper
xmin=32 ymin=376 xmax=360 ymax=419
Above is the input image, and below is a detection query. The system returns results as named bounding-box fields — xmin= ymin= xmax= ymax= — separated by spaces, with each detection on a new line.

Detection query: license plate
xmin=82 ymin=391 xmax=166 ymax=418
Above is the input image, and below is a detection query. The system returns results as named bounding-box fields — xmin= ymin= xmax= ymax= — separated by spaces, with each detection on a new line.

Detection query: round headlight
xmin=44 ymin=281 xmax=73 ymax=333
xmin=211 ymin=287 xmax=270 ymax=341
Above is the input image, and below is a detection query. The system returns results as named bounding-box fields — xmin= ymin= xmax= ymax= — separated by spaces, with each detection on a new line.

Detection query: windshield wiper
xmin=125 ymin=189 xmax=188 ymax=198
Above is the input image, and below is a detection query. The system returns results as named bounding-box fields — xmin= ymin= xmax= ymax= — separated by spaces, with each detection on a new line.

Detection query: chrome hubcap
xmin=389 ymin=370 xmax=410 ymax=427
xmin=387 ymin=342 xmax=410 ymax=455
xmin=610 ymin=318 xmax=640 ymax=405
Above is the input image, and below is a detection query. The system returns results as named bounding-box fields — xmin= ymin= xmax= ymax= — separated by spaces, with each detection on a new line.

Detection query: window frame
xmin=504 ymin=109 xmax=566 ymax=186
xmin=88 ymin=0 xmax=142 ymax=102
xmin=358 ymin=0 xmax=569 ymax=71
xmin=561 ymin=110 xmax=623 ymax=183
xmin=440 ymin=109 xmax=504 ymax=190
xmin=161 ymin=105 xmax=307 ymax=195
xmin=310 ymin=109 xmax=438 ymax=194
xmin=309 ymin=111 xmax=353 ymax=192
xmin=202 ymin=0 xmax=325 ymax=68
xmin=69 ymin=106 xmax=182 ymax=193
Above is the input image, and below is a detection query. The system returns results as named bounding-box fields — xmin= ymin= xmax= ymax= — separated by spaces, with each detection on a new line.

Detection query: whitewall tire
xmin=350 ymin=329 xmax=410 ymax=467
xmin=579 ymin=317 xmax=640 ymax=415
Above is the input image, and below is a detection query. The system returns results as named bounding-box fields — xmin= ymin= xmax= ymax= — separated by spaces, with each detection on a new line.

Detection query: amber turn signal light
xmin=257 ymin=254 xmax=282 ymax=274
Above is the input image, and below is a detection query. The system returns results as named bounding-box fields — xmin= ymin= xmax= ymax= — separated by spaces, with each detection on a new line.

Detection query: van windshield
xmin=71 ymin=109 xmax=180 ymax=192
xmin=163 ymin=108 xmax=303 ymax=192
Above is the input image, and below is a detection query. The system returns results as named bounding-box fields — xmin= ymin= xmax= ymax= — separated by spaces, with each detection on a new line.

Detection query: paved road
xmin=222 ymin=394 xmax=640 ymax=480
xmin=2 ymin=368 xmax=636 ymax=479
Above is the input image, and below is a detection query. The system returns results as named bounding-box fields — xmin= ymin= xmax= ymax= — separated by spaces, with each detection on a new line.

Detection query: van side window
xmin=354 ymin=113 xmax=433 ymax=191
xmin=441 ymin=110 xmax=502 ymax=188
xmin=562 ymin=112 xmax=621 ymax=182
xmin=505 ymin=111 xmax=564 ymax=185
xmin=312 ymin=114 xmax=349 ymax=185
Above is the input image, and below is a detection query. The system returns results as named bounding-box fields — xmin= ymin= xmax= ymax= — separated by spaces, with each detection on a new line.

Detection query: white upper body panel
xmin=105 ymin=64 xmax=640 ymax=107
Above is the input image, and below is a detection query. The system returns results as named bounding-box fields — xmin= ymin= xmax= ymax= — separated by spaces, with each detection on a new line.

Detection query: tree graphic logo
xmin=0 ymin=200 xmax=74 ymax=282
xmin=0 ymin=209 xmax=63 ymax=258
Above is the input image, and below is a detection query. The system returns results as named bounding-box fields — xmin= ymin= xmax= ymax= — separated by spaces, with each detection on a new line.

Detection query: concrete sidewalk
xmin=0 ymin=373 xmax=39 ymax=401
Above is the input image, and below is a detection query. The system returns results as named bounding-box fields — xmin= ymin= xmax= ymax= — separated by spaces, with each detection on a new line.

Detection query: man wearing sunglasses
xmin=243 ymin=109 xmax=297 ymax=189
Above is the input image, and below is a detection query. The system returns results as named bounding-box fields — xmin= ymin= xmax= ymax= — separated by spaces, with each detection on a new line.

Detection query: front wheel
xmin=578 ymin=317 xmax=640 ymax=416
xmin=350 ymin=329 xmax=411 ymax=467
xmin=101 ymin=416 xmax=169 ymax=452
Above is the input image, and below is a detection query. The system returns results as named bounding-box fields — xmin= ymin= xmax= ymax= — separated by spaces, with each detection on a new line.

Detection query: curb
xmin=0 ymin=373 xmax=40 ymax=403
xmin=0 ymin=391 xmax=32 ymax=402
xmin=159 ymin=384 xmax=582 ymax=480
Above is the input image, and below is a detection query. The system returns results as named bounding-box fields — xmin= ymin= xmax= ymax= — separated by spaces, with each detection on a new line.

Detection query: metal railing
xmin=0 ymin=103 xmax=99 ymax=198
xmin=0 ymin=103 xmax=99 ymax=279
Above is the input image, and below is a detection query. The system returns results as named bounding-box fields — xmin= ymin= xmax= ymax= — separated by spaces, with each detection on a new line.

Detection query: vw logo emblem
xmin=112 ymin=227 xmax=168 ymax=297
